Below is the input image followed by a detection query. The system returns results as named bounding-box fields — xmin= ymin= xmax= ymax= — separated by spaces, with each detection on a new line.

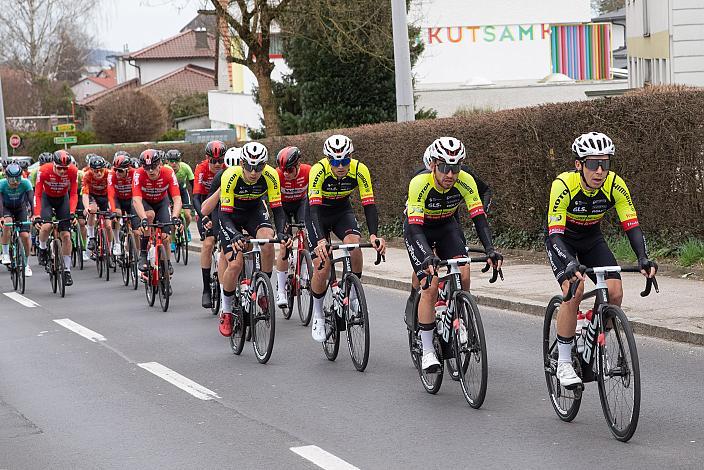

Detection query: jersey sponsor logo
xmin=621 ymin=218 xmax=640 ymax=230
xmin=572 ymin=206 xmax=587 ymax=213
xmin=612 ymin=181 xmax=633 ymax=207
xmin=551 ymin=187 xmax=569 ymax=212
xmin=414 ymin=182 xmax=431 ymax=204
xmin=549 ymin=214 xmax=562 ymax=222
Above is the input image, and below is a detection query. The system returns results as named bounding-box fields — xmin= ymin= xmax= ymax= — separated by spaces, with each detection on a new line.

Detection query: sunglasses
xmin=116 ymin=168 xmax=128 ymax=174
xmin=284 ymin=165 xmax=298 ymax=174
xmin=436 ymin=162 xmax=461 ymax=174
xmin=583 ymin=159 xmax=610 ymax=171
xmin=209 ymin=158 xmax=223 ymax=165
xmin=144 ymin=164 xmax=159 ymax=171
xmin=167 ymin=159 xmax=181 ymax=163
xmin=243 ymin=161 xmax=266 ymax=172
xmin=329 ymin=157 xmax=351 ymax=167
xmin=55 ymin=165 xmax=69 ymax=172
xmin=7 ymin=177 xmax=20 ymax=184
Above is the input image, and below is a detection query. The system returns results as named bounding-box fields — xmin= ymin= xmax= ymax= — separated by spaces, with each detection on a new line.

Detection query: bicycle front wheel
xmin=10 ymin=240 xmax=19 ymax=291
xmin=597 ymin=305 xmax=641 ymax=442
xmin=322 ymin=287 xmax=340 ymax=361
xmin=157 ymin=246 xmax=170 ymax=312
xmin=453 ymin=291 xmax=487 ymax=408
xmin=345 ymin=274 xmax=370 ymax=372
xmin=543 ymin=295 xmax=582 ymax=422
xmin=55 ymin=241 xmax=66 ymax=298
xmin=182 ymin=228 xmax=189 ymax=265
xmin=129 ymin=235 xmax=139 ymax=290
xmin=296 ymin=250 xmax=313 ymax=326
xmin=16 ymin=240 xmax=26 ymax=295
xmin=251 ymin=271 xmax=275 ymax=364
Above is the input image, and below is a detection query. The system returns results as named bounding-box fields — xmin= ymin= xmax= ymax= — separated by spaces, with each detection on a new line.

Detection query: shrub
xmin=92 ymin=90 xmax=168 ymax=144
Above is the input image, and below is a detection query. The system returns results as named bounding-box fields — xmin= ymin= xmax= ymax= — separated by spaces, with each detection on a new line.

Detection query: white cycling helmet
xmin=224 ymin=147 xmax=241 ymax=167
xmin=323 ymin=134 xmax=354 ymax=160
xmin=571 ymin=132 xmax=615 ymax=159
xmin=240 ymin=142 xmax=269 ymax=166
xmin=431 ymin=137 xmax=466 ymax=164
xmin=422 ymin=144 xmax=434 ymax=171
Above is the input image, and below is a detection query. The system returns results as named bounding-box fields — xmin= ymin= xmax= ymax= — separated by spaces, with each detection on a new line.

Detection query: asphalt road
xmin=1 ymin=258 xmax=702 ymax=469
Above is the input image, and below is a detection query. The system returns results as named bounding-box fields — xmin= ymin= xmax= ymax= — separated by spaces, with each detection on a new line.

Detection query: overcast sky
xmin=98 ymin=0 xmax=205 ymax=53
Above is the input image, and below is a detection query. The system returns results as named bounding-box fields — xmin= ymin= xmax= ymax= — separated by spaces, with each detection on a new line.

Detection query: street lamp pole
xmin=0 ymin=74 xmax=8 ymax=158
xmin=391 ymin=0 xmax=415 ymax=122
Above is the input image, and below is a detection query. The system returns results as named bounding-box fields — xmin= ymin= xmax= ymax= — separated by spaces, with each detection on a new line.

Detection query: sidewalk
xmin=186 ymin=224 xmax=704 ymax=346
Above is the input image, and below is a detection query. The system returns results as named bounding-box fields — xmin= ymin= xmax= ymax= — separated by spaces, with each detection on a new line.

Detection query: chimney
xmin=195 ymin=28 xmax=209 ymax=49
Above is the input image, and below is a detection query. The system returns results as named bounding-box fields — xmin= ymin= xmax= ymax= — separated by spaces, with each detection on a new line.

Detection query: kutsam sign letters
xmin=427 ymin=24 xmax=552 ymax=44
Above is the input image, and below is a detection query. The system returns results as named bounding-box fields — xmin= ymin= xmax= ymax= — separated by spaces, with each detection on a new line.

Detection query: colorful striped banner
xmin=550 ymin=23 xmax=612 ymax=80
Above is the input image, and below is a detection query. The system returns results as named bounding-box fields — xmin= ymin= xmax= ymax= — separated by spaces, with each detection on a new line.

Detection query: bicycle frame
xmin=145 ymin=224 xmax=169 ymax=287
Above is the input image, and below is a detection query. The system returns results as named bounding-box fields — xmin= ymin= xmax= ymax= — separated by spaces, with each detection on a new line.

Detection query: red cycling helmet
xmin=276 ymin=146 xmax=302 ymax=171
xmin=205 ymin=140 xmax=226 ymax=161
xmin=53 ymin=150 xmax=73 ymax=167
xmin=139 ymin=149 xmax=162 ymax=167
xmin=113 ymin=154 xmax=131 ymax=170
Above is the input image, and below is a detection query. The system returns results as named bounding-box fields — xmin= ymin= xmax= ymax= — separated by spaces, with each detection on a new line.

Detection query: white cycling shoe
xmin=556 ymin=362 xmax=583 ymax=389
xmin=25 ymin=265 xmax=33 ymax=277
xmin=311 ymin=317 xmax=326 ymax=343
xmin=1 ymin=253 xmax=10 ymax=265
xmin=112 ymin=243 xmax=122 ymax=256
xmin=82 ymin=251 xmax=91 ymax=262
xmin=276 ymin=291 xmax=287 ymax=308
xmin=421 ymin=349 xmax=440 ymax=372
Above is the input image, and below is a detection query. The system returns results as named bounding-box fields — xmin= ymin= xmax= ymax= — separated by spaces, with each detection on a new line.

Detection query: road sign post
xmin=53 ymin=136 xmax=78 ymax=145
xmin=52 ymin=123 xmax=77 ymax=149
xmin=9 ymin=134 xmax=21 ymax=155
xmin=52 ymin=123 xmax=76 ymax=133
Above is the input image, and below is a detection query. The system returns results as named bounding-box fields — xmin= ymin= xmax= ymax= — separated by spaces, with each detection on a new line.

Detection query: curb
xmin=187 ymin=242 xmax=704 ymax=347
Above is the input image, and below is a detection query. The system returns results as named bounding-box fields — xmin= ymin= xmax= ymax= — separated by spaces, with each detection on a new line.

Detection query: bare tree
xmin=208 ymin=0 xmax=293 ymax=137
xmin=0 ymin=0 xmax=101 ymax=82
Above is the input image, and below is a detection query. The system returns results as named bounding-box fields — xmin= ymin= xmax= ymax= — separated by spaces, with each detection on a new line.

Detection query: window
xmin=643 ymin=0 xmax=650 ymax=37
xmin=269 ymin=33 xmax=283 ymax=58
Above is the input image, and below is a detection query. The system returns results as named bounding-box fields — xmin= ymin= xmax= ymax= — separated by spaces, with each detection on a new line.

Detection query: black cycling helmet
xmin=276 ymin=146 xmax=302 ymax=170
xmin=139 ymin=149 xmax=162 ymax=167
xmin=113 ymin=154 xmax=131 ymax=170
xmin=53 ymin=150 xmax=73 ymax=166
xmin=130 ymin=157 xmax=140 ymax=168
xmin=5 ymin=162 xmax=22 ymax=179
xmin=17 ymin=160 xmax=30 ymax=170
xmin=205 ymin=140 xmax=226 ymax=161
xmin=165 ymin=149 xmax=182 ymax=162
xmin=38 ymin=152 xmax=54 ymax=165
xmin=89 ymin=155 xmax=107 ymax=170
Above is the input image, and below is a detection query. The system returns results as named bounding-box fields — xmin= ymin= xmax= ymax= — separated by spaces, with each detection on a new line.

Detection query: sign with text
xmin=9 ymin=134 xmax=21 ymax=149
xmin=54 ymin=136 xmax=78 ymax=145
xmin=53 ymin=123 xmax=76 ymax=133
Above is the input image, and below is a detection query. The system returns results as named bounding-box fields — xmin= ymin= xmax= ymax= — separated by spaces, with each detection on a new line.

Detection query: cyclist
xmin=107 ymin=153 xmax=136 ymax=256
xmin=193 ymin=140 xmax=226 ymax=308
xmin=82 ymin=155 xmax=113 ymax=253
xmin=0 ymin=163 xmax=34 ymax=276
xmin=274 ymin=146 xmax=311 ymax=307
xmin=216 ymin=142 xmax=291 ymax=337
xmin=545 ymin=132 xmax=657 ymax=389
xmin=29 ymin=153 xmax=54 ymax=187
xmin=33 ymin=150 xmax=79 ymax=286
xmin=307 ymin=135 xmax=386 ymax=342
xmin=132 ymin=149 xmax=182 ymax=273
xmin=165 ymin=149 xmax=194 ymax=247
xmin=405 ymin=137 xmax=503 ymax=371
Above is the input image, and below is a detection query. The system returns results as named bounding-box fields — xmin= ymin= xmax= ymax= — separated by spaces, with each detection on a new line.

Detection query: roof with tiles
xmin=123 ymin=29 xmax=216 ymax=60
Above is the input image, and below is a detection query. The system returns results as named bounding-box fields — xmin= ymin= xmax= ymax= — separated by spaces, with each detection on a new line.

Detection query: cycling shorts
xmin=403 ymin=217 xmax=466 ymax=279
xmin=282 ymin=199 xmax=308 ymax=226
xmin=88 ymin=195 xmax=110 ymax=213
xmin=218 ymin=201 xmax=272 ymax=256
xmin=143 ymin=198 xmax=172 ymax=234
xmin=306 ymin=207 xmax=360 ymax=254
xmin=1 ymin=205 xmax=30 ymax=232
xmin=40 ymin=193 xmax=71 ymax=232
xmin=545 ymin=232 xmax=620 ymax=286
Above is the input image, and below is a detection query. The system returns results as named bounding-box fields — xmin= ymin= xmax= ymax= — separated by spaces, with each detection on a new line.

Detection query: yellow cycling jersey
xmin=406 ymin=171 xmax=484 ymax=226
xmin=219 ymin=164 xmax=282 ymax=214
xmin=547 ymin=170 xmax=639 ymax=237
xmin=308 ymin=158 xmax=375 ymax=207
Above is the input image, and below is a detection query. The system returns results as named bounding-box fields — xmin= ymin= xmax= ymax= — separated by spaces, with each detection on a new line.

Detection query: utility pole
xmin=391 ymin=0 xmax=415 ymax=122
xmin=0 ymin=74 xmax=8 ymax=158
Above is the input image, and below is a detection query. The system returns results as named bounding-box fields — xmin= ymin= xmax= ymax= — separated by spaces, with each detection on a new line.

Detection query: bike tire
xmin=210 ymin=272 xmax=220 ymax=316
xmin=407 ymin=292 xmax=444 ymax=394
xmin=230 ymin=312 xmax=247 ymax=355
xmin=55 ymin=241 xmax=66 ymax=298
xmin=71 ymin=232 xmax=77 ymax=268
xmin=322 ymin=285 xmax=340 ymax=361
xmin=296 ymin=250 xmax=313 ymax=326
xmin=145 ymin=260 xmax=156 ymax=307
xmin=251 ymin=272 xmax=276 ymax=364
xmin=96 ymin=231 xmax=104 ymax=279
xmin=17 ymin=240 xmax=26 ymax=295
xmin=129 ymin=235 xmax=139 ymax=290
xmin=183 ymin=235 xmax=189 ymax=265
xmin=174 ymin=238 xmax=181 ymax=263
xmin=345 ymin=274 xmax=370 ymax=372
xmin=282 ymin=267 xmax=293 ymax=320
xmin=104 ymin=235 xmax=111 ymax=282
xmin=120 ymin=232 xmax=130 ymax=286
xmin=597 ymin=305 xmax=641 ymax=442
xmin=10 ymin=239 xmax=19 ymax=291
xmin=454 ymin=291 xmax=487 ymax=409
xmin=158 ymin=245 xmax=170 ymax=312
xmin=543 ymin=295 xmax=582 ymax=422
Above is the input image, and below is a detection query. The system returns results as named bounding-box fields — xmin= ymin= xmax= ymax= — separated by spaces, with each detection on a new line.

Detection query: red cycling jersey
xmin=81 ymin=168 xmax=109 ymax=196
xmin=34 ymin=164 xmax=79 ymax=216
xmin=132 ymin=166 xmax=179 ymax=203
xmin=277 ymin=164 xmax=311 ymax=203
xmin=107 ymin=168 xmax=135 ymax=210
xmin=193 ymin=160 xmax=223 ymax=195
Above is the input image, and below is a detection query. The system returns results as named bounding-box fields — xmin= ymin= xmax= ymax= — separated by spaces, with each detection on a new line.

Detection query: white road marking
xmin=53 ymin=319 xmax=106 ymax=342
xmin=3 ymin=292 xmax=39 ymax=308
xmin=138 ymin=362 xmax=221 ymax=400
xmin=290 ymin=446 xmax=359 ymax=470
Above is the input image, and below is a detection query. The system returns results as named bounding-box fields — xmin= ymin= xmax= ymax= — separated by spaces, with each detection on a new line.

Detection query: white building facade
xmin=627 ymin=0 xmax=704 ymax=87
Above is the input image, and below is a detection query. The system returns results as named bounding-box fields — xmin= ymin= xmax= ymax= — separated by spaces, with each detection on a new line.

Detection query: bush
xmin=92 ymin=90 xmax=168 ymax=144
xmin=5 ymin=130 xmax=97 ymax=158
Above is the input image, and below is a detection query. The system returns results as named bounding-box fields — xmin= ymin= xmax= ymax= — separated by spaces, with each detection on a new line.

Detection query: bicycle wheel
xmin=543 ymin=295 xmax=582 ymax=422
xmin=96 ymin=230 xmax=104 ymax=279
xmin=174 ymin=233 xmax=182 ymax=264
xmin=230 ymin=309 xmax=247 ymax=355
xmin=322 ymin=286 xmax=340 ymax=361
xmin=182 ymin=228 xmax=189 ymax=265
xmin=345 ymin=274 xmax=370 ymax=372
xmin=597 ymin=305 xmax=640 ymax=442
xmin=10 ymin=239 xmax=19 ymax=291
xmin=157 ymin=245 xmax=170 ymax=312
xmin=71 ymin=231 xmax=77 ymax=268
xmin=129 ymin=235 xmax=139 ymax=290
xmin=282 ymin=260 xmax=293 ymax=320
xmin=54 ymin=241 xmax=66 ymax=298
xmin=250 ymin=271 xmax=275 ymax=364
xmin=453 ymin=291 xmax=487 ymax=409
xmin=296 ymin=250 xmax=313 ymax=326
xmin=120 ymin=232 xmax=129 ymax=286
xmin=16 ymin=240 xmax=26 ymax=295
xmin=104 ymin=233 xmax=111 ymax=282
xmin=145 ymin=258 xmax=156 ymax=307
xmin=48 ymin=244 xmax=58 ymax=294
xmin=210 ymin=272 xmax=220 ymax=316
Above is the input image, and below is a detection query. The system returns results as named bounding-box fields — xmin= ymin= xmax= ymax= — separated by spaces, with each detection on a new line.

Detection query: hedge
xmin=69 ymin=87 xmax=704 ymax=243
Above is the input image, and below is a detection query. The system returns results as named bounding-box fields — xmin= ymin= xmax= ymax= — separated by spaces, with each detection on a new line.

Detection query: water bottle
xmin=434 ymin=300 xmax=447 ymax=338
xmin=147 ymin=246 xmax=155 ymax=263
xmin=575 ymin=311 xmax=586 ymax=353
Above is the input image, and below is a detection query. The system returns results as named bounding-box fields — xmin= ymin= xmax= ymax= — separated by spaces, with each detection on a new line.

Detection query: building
xmin=627 ymin=0 xmax=704 ymax=87
xmin=71 ymin=68 xmax=117 ymax=102
xmin=593 ymin=8 xmax=627 ymax=70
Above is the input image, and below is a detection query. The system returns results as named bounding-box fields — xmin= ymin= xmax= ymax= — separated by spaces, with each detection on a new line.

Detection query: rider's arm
xmin=263 ymin=166 xmax=286 ymax=235
xmin=355 ymin=161 xmax=379 ymax=236
xmin=546 ymin=177 xmax=577 ymax=266
xmin=68 ymin=167 xmax=79 ymax=214
xmin=406 ymin=176 xmax=433 ymax=256
xmin=612 ymin=175 xmax=649 ymax=260
xmin=81 ymin=175 xmax=90 ymax=211
xmin=308 ymin=162 xmax=326 ymax=243
xmin=107 ymin=172 xmax=117 ymax=212
xmin=192 ymin=193 xmax=204 ymax=218
xmin=33 ymin=168 xmax=44 ymax=218
xmin=131 ymin=171 xmax=147 ymax=220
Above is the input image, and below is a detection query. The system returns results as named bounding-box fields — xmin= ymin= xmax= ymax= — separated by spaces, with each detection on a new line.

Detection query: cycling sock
xmin=263 ymin=271 xmax=272 ymax=278
xmin=201 ymin=268 xmax=210 ymax=291
xmin=312 ymin=290 xmax=325 ymax=320
xmin=276 ymin=270 xmax=287 ymax=294
xmin=557 ymin=334 xmax=574 ymax=364
xmin=222 ymin=289 xmax=235 ymax=313
xmin=39 ymin=240 xmax=47 ymax=250
xmin=63 ymin=256 xmax=71 ymax=271
xmin=420 ymin=328 xmax=435 ymax=353
xmin=1 ymin=244 xmax=8 ymax=256
xmin=87 ymin=225 xmax=95 ymax=238
xmin=352 ymin=271 xmax=362 ymax=280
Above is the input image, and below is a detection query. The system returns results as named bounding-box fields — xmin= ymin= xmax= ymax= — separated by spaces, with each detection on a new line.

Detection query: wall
xmin=136 ymin=58 xmax=215 ymax=84
xmin=208 ymin=89 xmax=262 ymax=130
xmin=71 ymin=80 xmax=106 ymax=101
xmin=627 ymin=0 xmax=672 ymax=87
xmin=671 ymin=0 xmax=704 ymax=86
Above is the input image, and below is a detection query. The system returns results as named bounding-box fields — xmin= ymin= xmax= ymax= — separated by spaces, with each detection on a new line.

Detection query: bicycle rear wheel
xmin=16 ymin=240 xmax=26 ymax=295
xmin=174 ymin=234 xmax=182 ymax=263
xmin=104 ymin=233 xmax=111 ymax=282
xmin=345 ymin=274 xmax=370 ymax=372
xmin=210 ymin=272 xmax=220 ymax=315
xmin=454 ymin=291 xmax=487 ymax=409
xmin=157 ymin=245 xmax=170 ymax=312
xmin=251 ymin=272 xmax=275 ymax=364
xmin=54 ymin=241 xmax=66 ymax=298
xmin=597 ymin=305 xmax=640 ymax=442
xmin=296 ymin=250 xmax=313 ymax=326
xmin=322 ymin=287 xmax=340 ymax=361
xmin=145 ymin=259 xmax=156 ymax=307
xmin=129 ymin=235 xmax=138 ymax=290
xmin=543 ymin=295 xmax=582 ymax=422
xmin=182 ymin=228 xmax=189 ymax=265
xmin=96 ymin=230 xmax=105 ymax=279
xmin=77 ymin=231 xmax=84 ymax=271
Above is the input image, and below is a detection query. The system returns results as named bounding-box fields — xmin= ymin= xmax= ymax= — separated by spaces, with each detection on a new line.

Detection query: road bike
xmin=93 ymin=211 xmax=114 ymax=281
xmin=406 ymin=254 xmax=500 ymax=408
xmin=38 ymin=218 xmax=71 ymax=298
xmin=116 ymin=214 xmax=138 ymax=289
xmin=319 ymin=242 xmax=384 ymax=372
xmin=142 ymin=221 xmax=175 ymax=312
xmin=229 ymin=238 xmax=278 ymax=364
xmin=280 ymin=222 xmax=313 ymax=325
xmin=4 ymin=218 xmax=31 ymax=294
xmin=209 ymin=242 xmax=221 ymax=316
xmin=543 ymin=265 xmax=658 ymax=442
xmin=172 ymin=208 xmax=189 ymax=265
xmin=70 ymin=219 xmax=85 ymax=270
